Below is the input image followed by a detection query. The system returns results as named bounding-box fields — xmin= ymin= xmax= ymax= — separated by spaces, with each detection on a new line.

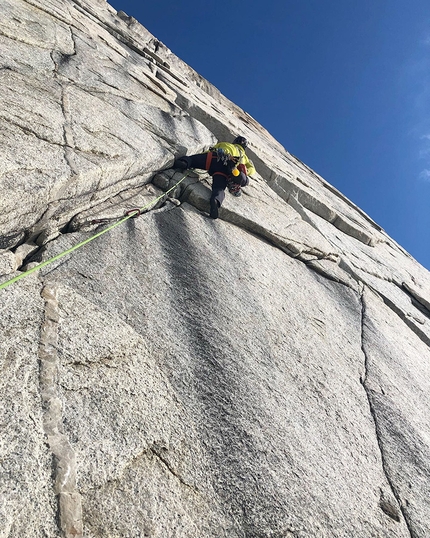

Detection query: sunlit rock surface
xmin=1 ymin=1 xmax=430 ymax=537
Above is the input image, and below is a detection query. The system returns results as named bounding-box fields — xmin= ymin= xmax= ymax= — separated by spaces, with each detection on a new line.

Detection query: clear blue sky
xmin=110 ymin=0 xmax=430 ymax=270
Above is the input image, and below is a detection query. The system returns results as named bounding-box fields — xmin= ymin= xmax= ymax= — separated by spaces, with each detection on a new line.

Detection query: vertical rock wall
xmin=1 ymin=1 xmax=430 ymax=537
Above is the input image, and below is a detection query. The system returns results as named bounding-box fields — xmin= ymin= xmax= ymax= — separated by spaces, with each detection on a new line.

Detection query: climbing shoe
xmin=209 ymin=198 xmax=219 ymax=219
xmin=174 ymin=157 xmax=189 ymax=170
xmin=227 ymin=180 xmax=241 ymax=196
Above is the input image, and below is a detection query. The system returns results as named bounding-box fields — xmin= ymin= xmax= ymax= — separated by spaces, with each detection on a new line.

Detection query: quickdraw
xmin=90 ymin=208 xmax=141 ymax=225
xmin=0 ymin=170 xmax=190 ymax=291
xmin=125 ymin=208 xmax=141 ymax=218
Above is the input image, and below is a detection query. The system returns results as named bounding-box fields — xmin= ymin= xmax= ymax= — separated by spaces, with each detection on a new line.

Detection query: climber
xmin=173 ymin=136 xmax=256 ymax=219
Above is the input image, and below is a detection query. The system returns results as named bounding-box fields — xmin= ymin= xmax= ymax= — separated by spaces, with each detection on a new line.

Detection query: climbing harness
xmin=209 ymin=147 xmax=240 ymax=167
xmin=0 ymin=171 xmax=190 ymax=291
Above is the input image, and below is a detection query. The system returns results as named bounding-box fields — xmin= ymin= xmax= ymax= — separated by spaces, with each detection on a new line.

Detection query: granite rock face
xmin=1 ymin=1 xmax=430 ymax=537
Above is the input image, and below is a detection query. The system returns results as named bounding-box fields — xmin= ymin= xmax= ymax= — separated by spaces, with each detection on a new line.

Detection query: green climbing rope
xmin=0 ymin=171 xmax=189 ymax=291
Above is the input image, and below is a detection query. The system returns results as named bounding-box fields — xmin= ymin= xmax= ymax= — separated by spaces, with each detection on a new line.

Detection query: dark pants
xmin=175 ymin=152 xmax=247 ymax=207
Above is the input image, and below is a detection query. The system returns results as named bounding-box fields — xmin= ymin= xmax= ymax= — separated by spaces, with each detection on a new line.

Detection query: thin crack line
xmin=359 ymin=289 xmax=414 ymax=538
xmin=150 ymin=447 xmax=198 ymax=492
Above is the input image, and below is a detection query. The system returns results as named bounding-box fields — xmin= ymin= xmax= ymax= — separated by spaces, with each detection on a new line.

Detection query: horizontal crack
xmin=0 ymin=115 xmax=65 ymax=146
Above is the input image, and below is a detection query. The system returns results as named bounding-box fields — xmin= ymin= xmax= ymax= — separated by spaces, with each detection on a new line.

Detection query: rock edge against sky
xmin=1 ymin=1 xmax=430 ymax=537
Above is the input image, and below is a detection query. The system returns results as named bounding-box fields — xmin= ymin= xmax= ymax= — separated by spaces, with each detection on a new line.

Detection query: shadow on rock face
xmin=152 ymin=207 xmax=297 ymax=534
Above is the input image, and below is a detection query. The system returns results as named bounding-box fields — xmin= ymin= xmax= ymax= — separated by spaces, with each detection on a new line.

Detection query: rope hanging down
xmin=0 ymin=171 xmax=190 ymax=291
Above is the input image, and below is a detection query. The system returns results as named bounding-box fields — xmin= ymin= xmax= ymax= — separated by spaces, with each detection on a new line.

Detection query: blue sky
xmin=110 ymin=0 xmax=430 ymax=270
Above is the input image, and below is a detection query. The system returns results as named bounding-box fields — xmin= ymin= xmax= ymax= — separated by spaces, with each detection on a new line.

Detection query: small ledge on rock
xmin=402 ymin=281 xmax=430 ymax=314
xmin=35 ymin=225 xmax=61 ymax=247
xmin=14 ymin=242 xmax=39 ymax=267
xmin=116 ymin=10 xmax=130 ymax=22
xmin=153 ymin=169 xmax=201 ymax=200
xmin=306 ymin=258 xmax=360 ymax=291
xmin=332 ymin=214 xmax=375 ymax=246
xmin=0 ymin=230 xmax=26 ymax=250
